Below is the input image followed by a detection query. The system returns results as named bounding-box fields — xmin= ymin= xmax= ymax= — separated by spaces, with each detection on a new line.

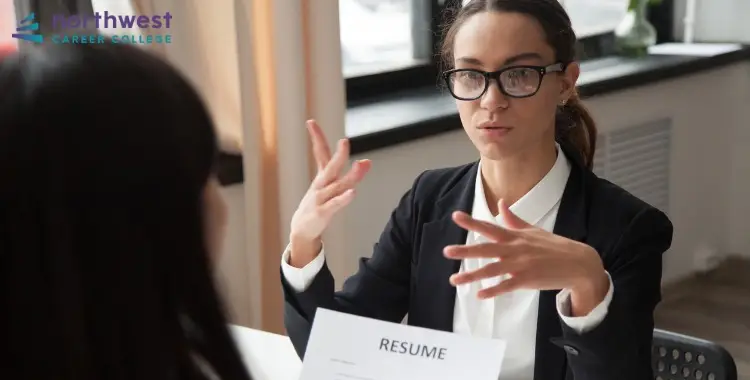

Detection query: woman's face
xmin=452 ymin=11 xmax=579 ymax=161
xmin=203 ymin=176 xmax=228 ymax=261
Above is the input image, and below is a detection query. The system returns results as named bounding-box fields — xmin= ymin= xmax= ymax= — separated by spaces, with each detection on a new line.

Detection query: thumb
xmin=498 ymin=199 xmax=530 ymax=229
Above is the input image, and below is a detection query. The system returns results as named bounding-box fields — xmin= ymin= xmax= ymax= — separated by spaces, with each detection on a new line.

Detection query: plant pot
xmin=614 ymin=0 xmax=657 ymax=57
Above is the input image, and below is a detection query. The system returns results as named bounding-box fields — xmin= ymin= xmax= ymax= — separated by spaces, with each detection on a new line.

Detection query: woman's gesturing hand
xmin=443 ymin=199 xmax=610 ymax=316
xmin=288 ymin=120 xmax=371 ymax=267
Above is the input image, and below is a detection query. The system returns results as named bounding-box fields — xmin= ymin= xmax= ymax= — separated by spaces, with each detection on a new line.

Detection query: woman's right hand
xmin=288 ymin=120 xmax=371 ymax=268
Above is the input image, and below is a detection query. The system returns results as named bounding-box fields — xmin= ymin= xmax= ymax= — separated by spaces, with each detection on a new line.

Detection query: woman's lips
xmin=477 ymin=125 xmax=513 ymax=138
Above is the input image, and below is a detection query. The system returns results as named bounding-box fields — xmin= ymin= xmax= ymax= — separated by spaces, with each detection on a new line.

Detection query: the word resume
xmin=299 ymin=308 xmax=506 ymax=380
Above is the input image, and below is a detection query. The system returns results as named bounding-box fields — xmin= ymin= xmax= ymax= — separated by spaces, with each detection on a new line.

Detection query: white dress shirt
xmin=281 ymin=145 xmax=614 ymax=380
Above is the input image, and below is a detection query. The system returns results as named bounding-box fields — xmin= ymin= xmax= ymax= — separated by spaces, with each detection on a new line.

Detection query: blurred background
xmin=339 ymin=0 xmax=632 ymax=77
xmin=3 ymin=0 xmax=750 ymax=378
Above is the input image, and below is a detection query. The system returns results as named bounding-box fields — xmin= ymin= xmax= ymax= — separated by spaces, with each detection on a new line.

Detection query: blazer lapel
xmin=411 ymin=149 xmax=592 ymax=380
xmin=415 ymin=162 xmax=478 ymax=333
xmin=534 ymin=141 xmax=590 ymax=380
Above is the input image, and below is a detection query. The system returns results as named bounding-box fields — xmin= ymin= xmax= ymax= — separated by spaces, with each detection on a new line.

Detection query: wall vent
xmin=592 ymin=119 xmax=672 ymax=215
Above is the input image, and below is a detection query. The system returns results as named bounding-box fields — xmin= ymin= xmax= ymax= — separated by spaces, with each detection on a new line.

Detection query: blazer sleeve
xmin=556 ymin=207 xmax=673 ymax=380
xmin=280 ymin=172 xmax=423 ymax=359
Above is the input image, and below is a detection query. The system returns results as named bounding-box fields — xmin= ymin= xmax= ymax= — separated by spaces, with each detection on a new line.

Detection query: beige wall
xmin=220 ymin=61 xmax=750 ymax=327
xmin=727 ymin=63 xmax=750 ymax=260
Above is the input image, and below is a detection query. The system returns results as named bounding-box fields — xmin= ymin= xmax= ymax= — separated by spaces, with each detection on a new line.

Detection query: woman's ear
xmin=560 ymin=62 xmax=580 ymax=101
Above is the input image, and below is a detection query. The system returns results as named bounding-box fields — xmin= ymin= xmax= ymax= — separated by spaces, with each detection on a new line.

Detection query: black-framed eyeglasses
xmin=442 ymin=63 xmax=567 ymax=101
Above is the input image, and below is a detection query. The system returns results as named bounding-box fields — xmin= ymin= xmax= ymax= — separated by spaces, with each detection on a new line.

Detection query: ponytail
xmin=555 ymin=91 xmax=597 ymax=170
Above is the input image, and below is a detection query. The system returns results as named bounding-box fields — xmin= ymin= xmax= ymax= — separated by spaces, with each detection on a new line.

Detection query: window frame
xmin=344 ymin=0 xmax=674 ymax=106
xmin=345 ymin=0 xmax=442 ymax=105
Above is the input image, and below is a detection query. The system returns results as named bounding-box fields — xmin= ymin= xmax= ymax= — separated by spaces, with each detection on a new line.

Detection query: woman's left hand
xmin=443 ymin=199 xmax=610 ymax=315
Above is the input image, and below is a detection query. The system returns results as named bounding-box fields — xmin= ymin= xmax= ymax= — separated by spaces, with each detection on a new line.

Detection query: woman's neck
xmin=480 ymin=139 xmax=558 ymax=216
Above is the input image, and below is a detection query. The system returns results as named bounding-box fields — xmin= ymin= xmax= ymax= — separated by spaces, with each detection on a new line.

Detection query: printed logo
xmin=12 ymin=12 xmax=43 ymax=43
xmin=10 ymin=11 xmax=172 ymax=45
xmin=49 ymin=11 xmax=173 ymax=45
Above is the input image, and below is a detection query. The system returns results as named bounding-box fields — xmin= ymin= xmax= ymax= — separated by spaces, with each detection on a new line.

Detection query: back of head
xmin=441 ymin=0 xmax=597 ymax=168
xmin=0 ymin=41 xmax=251 ymax=380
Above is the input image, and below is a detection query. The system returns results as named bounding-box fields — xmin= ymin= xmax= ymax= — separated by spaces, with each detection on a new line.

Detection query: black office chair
xmin=652 ymin=329 xmax=737 ymax=380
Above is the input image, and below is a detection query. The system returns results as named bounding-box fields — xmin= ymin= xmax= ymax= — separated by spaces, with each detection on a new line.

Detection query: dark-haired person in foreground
xmin=281 ymin=1 xmax=673 ymax=379
xmin=0 ymin=41 xmax=252 ymax=380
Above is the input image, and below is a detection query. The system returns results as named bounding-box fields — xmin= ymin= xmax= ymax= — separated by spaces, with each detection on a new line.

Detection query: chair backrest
xmin=652 ymin=329 xmax=737 ymax=380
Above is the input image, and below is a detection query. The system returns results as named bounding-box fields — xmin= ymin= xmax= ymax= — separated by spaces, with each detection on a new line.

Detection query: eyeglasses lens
xmin=448 ymin=67 xmax=541 ymax=99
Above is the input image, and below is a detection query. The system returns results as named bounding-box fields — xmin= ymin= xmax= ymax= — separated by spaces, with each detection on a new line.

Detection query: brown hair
xmin=439 ymin=0 xmax=597 ymax=169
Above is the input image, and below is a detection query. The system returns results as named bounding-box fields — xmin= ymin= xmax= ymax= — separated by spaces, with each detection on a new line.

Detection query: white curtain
xmin=1 ymin=0 xmax=17 ymax=52
xmin=114 ymin=0 xmax=348 ymax=333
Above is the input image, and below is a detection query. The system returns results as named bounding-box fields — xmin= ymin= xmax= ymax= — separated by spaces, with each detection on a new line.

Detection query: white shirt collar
xmin=471 ymin=143 xmax=572 ymax=239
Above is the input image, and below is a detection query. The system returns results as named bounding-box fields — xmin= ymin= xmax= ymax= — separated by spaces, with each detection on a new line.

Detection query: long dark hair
xmin=0 ymin=41 xmax=252 ymax=380
xmin=440 ymin=0 xmax=597 ymax=169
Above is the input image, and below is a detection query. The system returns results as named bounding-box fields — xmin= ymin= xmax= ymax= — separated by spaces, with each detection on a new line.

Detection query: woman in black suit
xmin=281 ymin=1 xmax=673 ymax=379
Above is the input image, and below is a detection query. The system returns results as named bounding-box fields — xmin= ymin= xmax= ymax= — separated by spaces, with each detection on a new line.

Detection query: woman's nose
xmin=480 ymin=79 xmax=509 ymax=110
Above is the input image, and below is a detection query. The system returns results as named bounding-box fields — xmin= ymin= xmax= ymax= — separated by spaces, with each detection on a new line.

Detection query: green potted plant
xmin=614 ymin=0 xmax=662 ymax=57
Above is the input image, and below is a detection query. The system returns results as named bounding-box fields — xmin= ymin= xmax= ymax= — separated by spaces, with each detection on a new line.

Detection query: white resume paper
xmin=299 ymin=308 xmax=506 ymax=380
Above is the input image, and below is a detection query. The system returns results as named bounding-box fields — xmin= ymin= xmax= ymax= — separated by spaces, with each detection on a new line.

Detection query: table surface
xmin=230 ymin=325 xmax=302 ymax=380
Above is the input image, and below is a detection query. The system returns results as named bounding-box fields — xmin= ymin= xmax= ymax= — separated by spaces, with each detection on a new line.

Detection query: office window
xmin=459 ymin=0 xmax=630 ymax=37
xmin=339 ymin=0 xmax=431 ymax=78
xmin=562 ymin=0 xmax=628 ymax=37
xmin=342 ymin=0 xmax=658 ymax=103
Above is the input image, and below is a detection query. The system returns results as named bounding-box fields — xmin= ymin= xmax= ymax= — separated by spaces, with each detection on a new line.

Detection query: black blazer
xmin=281 ymin=143 xmax=674 ymax=380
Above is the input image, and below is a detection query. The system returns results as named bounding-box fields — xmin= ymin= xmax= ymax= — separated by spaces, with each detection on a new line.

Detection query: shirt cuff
xmin=280 ymin=243 xmax=326 ymax=292
xmin=556 ymin=271 xmax=614 ymax=334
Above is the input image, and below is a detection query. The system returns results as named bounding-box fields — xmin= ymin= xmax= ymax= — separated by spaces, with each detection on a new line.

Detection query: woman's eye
xmin=459 ymin=72 xmax=483 ymax=83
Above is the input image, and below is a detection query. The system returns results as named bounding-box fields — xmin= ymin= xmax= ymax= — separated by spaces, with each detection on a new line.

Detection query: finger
xmin=317 ymin=159 xmax=372 ymax=204
xmin=443 ymin=242 xmax=505 ymax=260
xmin=449 ymin=260 xmax=513 ymax=286
xmin=477 ymin=275 xmax=523 ymax=299
xmin=497 ymin=198 xmax=531 ymax=229
xmin=318 ymin=188 xmax=356 ymax=218
xmin=451 ymin=211 xmax=515 ymax=242
xmin=313 ymin=138 xmax=350 ymax=188
xmin=307 ymin=120 xmax=332 ymax=171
